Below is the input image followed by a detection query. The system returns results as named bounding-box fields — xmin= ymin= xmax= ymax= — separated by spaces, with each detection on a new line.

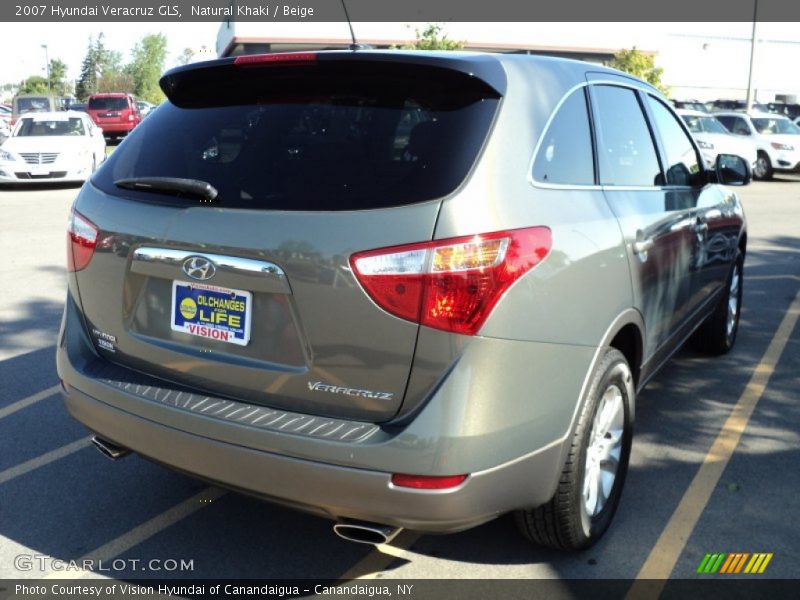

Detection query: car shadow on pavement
xmin=0 ymin=298 xmax=64 ymax=359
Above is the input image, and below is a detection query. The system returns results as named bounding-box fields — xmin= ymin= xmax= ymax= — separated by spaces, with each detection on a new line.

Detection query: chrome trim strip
xmin=132 ymin=247 xmax=285 ymax=277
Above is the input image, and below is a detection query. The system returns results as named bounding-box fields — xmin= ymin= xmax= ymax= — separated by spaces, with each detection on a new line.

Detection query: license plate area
xmin=170 ymin=281 xmax=252 ymax=346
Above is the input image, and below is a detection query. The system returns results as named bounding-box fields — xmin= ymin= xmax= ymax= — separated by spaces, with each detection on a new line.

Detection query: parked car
xmin=11 ymin=94 xmax=58 ymax=125
xmin=715 ymin=111 xmax=800 ymax=179
xmin=136 ymin=100 xmax=156 ymax=117
xmin=672 ymin=99 xmax=708 ymax=113
xmin=0 ymin=111 xmax=106 ymax=184
xmin=0 ymin=105 xmax=11 ymax=135
xmin=766 ymin=102 xmax=800 ymax=121
xmin=707 ymin=99 xmax=769 ymax=113
xmin=86 ymin=93 xmax=141 ymax=139
xmin=678 ymin=109 xmax=757 ymax=171
xmin=69 ymin=103 xmax=88 ymax=113
xmin=58 ymin=51 xmax=749 ymax=551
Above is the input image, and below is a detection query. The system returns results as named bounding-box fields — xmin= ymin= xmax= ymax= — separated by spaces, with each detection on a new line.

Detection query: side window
xmin=532 ymin=89 xmax=594 ymax=185
xmin=646 ymin=96 xmax=703 ymax=187
xmin=719 ymin=116 xmax=750 ymax=136
xmin=591 ymin=86 xmax=662 ymax=187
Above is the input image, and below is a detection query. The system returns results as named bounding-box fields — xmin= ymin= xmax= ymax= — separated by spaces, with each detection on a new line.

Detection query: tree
xmin=397 ymin=24 xmax=465 ymax=51
xmin=128 ymin=33 xmax=167 ymax=104
xmin=48 ymin=58 xmax=69 ymax=96
xmin=76 ymin=33 xmax=124 ymax=100
xmin=609 ymin=47 xmax=669 ymax=95
xmin=176 ymin=47 xmax=195 ymax=66
xmin=19 ymin=76 xmax=49 ymax=95
xmin=97 ymin=71 xmax=135 ymax=94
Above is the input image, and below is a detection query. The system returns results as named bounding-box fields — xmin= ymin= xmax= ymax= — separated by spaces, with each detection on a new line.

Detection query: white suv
xmin=715 ymin=111 xmax=800 ymax=179
xmin=678 ymin=109 xmax=757 ymax=171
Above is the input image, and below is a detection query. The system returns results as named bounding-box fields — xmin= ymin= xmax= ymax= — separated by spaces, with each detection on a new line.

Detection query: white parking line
xmin=0 ymin=436 xmax=92 ymax=485
xmin=45 ymin=487 xmax=227 ymax=579
xmin=0 ymin=385 xmax=60 ymax=420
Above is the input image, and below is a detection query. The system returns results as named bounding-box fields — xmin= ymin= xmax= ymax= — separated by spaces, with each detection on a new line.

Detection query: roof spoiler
xmin=159 ymin=51 xmax=507 ymax=103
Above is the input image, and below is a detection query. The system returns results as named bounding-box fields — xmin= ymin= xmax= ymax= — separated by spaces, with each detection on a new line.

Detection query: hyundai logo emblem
xmin=182 ymin=256 xmax=216 ymax=281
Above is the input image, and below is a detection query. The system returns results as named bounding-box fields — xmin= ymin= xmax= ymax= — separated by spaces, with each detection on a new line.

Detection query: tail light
xmin=128 ymin=113 xmax=134 ymax=121
xmin=350 ymin=227 xmax=552 ymax=336
xmin=67 ymin=209 xmax=98 ymax=272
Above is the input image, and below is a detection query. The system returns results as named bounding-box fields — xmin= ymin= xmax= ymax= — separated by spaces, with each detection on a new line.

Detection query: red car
xmin=87 ymin=93 xmax=141 ymax=139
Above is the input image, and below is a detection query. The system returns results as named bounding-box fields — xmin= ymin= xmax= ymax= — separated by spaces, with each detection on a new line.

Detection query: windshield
xmin=93 ymin=62 xmax=500 ymax=211
xmin=681 ymin=115 xmax=729 ymax=135
xmin=17 ymin=97 xmax=51 ymax=113
xmin=751 ymin=118 xmax=800 ymax=135
xmin=16 ymin=118 xmax=86 ymax=137
xmin=88 ymin=97 xmax=128 ymax=111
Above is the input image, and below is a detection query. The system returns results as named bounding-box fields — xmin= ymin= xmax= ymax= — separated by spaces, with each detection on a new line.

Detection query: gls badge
xmin=182 ymin=256 xmax=216 ymax=281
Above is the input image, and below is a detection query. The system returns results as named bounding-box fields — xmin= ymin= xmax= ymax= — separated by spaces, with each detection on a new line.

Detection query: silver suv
xmin=58 ymin=51 xmax=750 ymax=550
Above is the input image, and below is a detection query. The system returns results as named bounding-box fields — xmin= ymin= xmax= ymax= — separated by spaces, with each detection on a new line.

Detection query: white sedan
xmin=0 ymin=111 xmax=106 ymax=184
xmin=677 ymin=109 xmax=758 ymax=172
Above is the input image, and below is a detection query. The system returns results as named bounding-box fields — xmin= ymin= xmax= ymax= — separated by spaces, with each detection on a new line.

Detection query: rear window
xmin=92 ymin=61 xmax=500 ymax=211
xmin=16 ymin=117 xmax=86 ymax=136
xmin=88 ymin=97 xmax=129 ymax=110
xmin=16 ymin=97 xmax=51 ymax=113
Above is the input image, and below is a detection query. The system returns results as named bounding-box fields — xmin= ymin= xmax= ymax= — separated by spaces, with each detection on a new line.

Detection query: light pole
xmin=745 ymin=0 xmax=758 ymax=111
xmin=41 ymin=44 xmax=51 ymax=94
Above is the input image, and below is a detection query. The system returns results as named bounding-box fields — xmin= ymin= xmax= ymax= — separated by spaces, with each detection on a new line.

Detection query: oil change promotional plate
xmin=171 ymin=281 xmax=252 ymax=346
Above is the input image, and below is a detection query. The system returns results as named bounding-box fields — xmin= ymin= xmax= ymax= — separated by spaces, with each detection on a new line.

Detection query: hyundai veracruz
xmin=58 ymin=51 xmax=750 ymax=550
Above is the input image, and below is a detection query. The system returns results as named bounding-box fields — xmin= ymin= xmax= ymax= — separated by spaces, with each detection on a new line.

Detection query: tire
xmin=515 ymin=348 xmax=634 ymax=551
xmin=753 ymin=152 xmax=773 ymax=180
xmin=691 ymin=250 xmax=744 ymax=355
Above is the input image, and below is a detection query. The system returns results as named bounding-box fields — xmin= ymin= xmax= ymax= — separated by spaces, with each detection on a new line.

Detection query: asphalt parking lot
xmin=0 ymin=176 xmax=798 ymax=583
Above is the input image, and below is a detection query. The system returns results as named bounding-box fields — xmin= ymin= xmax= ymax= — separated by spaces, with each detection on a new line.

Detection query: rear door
xmin=73 ymin=57 xmax=502 ymax=422
xmin=589 ymin=84 xmax=695 ymax=366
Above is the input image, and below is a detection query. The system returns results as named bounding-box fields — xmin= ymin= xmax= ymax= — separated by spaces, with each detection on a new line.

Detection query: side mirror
xmin=715 ymin=154 xmax=751 ymax=186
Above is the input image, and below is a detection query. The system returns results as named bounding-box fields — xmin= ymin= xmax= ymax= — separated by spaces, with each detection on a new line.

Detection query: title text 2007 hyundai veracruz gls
xmin=58 ymin=51 xmax=750 ymax=550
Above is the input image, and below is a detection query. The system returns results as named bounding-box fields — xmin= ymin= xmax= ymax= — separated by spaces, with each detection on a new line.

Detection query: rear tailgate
xmin=73 ymin=53 xmax=503 ymax=422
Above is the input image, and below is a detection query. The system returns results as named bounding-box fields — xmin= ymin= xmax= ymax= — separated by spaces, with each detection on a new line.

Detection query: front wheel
xmin=515 ymin=348 xmax=634 ymax=551
xmin=753 ymin=152 xmax=773 ymax=180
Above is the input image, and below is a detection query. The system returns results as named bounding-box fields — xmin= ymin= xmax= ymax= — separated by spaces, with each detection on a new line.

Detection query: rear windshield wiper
xmin=114 ymin=177 xmax=218 ymax=204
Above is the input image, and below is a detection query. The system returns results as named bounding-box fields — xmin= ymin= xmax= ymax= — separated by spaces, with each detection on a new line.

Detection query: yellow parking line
xmin=337 ymin=532 xmax=421 ymax=580
xmin=45 ymin=487 xmax=227 ymax=579
xmin=0 ymin=385 xmax=60 ymax=420
xmin=0 ymin=437 xmax=92 ymax=485
xmin=628 ymin=287 xmax=800 ymax=595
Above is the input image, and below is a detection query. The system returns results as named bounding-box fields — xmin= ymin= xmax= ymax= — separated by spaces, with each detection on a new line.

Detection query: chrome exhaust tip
xmin=333 ymin=520 xmax=402 ymax=545
xmin=91 ymin=436 xmax=130 ymax=461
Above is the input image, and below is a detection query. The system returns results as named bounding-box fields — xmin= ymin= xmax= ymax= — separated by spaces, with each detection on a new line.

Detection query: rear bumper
xmin=96 ymin=123 xmax=136 ymax=135
xmin=62 ymin=383 xmax=563 ymax=532
xmin=57 ymin=291 xmax=591 ymax=533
